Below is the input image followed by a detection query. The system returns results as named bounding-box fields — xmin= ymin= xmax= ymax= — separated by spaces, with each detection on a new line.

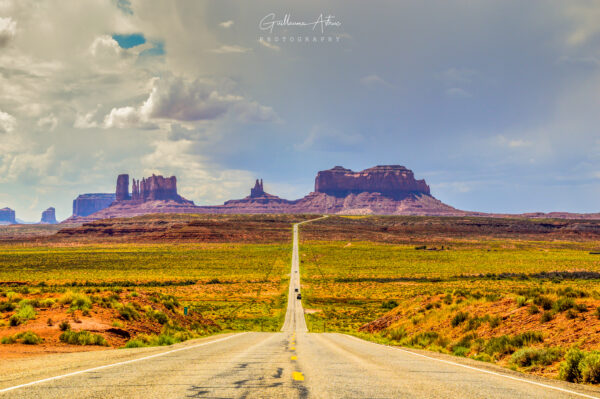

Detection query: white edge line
xmin=343 ymin=334 xmax=599 ymax=399
xmin=0 ymin=332 xmax=246 ymax=394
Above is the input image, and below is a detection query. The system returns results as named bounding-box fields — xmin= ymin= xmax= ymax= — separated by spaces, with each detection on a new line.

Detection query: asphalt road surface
xmin=2 ymin=217 xmax=600 ymax=398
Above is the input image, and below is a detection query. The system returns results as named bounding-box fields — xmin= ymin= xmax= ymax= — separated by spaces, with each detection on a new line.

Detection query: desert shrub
xmin=483 ymin=336 xmax=514 ymax=356
xmin=541 ymin=311 xmax=554 ymax=323
xmin=488 ymin=316 xmax=502 ymax=328
xmin=38 ymin=298 xmax=56 ymax=308
xmin=381 ymin=300 xmax=398 ymax=309
xmin=559 ymin=348 xmax=585 ymax=382
xmin=59 ymin=330 xmax=107 ymax=346
xmin=119 ymin=304 xmax=140 ymax=321
xmin=565 ymin=309 xmax=578 ymax=320
xmin=485 ymin=293 xmax=500 ymax=302
xmin=471 ymin=353 xmax=492 ymax=362
xmin=387 ymin=327 xmax=407 ymax=341
xmin=453 ymin=346 xmax=469 ymax=357
xmin=511 ymin=331 xmax=544 ymax=347
xmin=553 ymin=297 xmax=575 ymax=312
xmin=529 ymin=304 xmax=540 ymax=314
xmin=443 ymin=294 xmax=452 ymax=305
xmin=60 ymin=292 xmax=92 ymax=311
xmin=533 ymin=295 xmax=554 ymax=310
xmin=1 ymin=331 xmax=43 ymax=345
xmin=47 ymin=318 xmax=54 ymax=326
xmin=595 ymin=307 xmax=600 ymax=320
xmin=0 ymin=301 xmax=16 ymax=312
xmin=59 ymin=320 xmax=71 ymax=331
xmin=574 ymin=303 xmax=588 ymax=313
xmin=406 ymin=331 xmax=440 ymax=348
xmin=124 ymin=332 xmax=186 ymax=348
xmin=149 ymin=310 xmax=169 ymax=325
xmin=9 ymin=304 xmax=36 ymax=326
xmin=580 ymin=353 xmax=600 ymax=384
xmin=510 ymin=347 xmax=562 ymax=367
xmin=451 ymin=312 xmax=469 ymax=327
xmin=516 ymin=296 xmax=527 ymax=307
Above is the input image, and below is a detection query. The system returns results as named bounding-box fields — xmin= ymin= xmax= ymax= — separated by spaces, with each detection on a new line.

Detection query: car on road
xmin=296 ymin=293 xmax=302 ymax=300
xmin=294 ymin=288 xmax=298 ymax=292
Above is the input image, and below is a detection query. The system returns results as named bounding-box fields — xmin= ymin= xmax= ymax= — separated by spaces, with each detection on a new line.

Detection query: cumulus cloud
xmin=100 ymin=74 xmax=279 ymax=128
xmin=0 ymin=17 xmax=16 ymax=48
xmin=219 ymin=20 xmax=234 ymax=28
xmin=0 ymin=110 xmax=16 ymax=133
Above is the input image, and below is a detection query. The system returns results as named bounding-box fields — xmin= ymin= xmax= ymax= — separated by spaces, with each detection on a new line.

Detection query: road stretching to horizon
xmin=2 ymin=217 xmax=600 ymax=398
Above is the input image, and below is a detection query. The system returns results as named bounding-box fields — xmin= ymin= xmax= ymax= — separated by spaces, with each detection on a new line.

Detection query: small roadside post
xmin=184 ymin=307 xmax=188 ymax=316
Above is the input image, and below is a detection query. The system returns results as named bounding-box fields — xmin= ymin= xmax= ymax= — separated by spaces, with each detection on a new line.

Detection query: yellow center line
xmin=291 ymin=355 xmax=297 ymax=360
xmin=293 ymin=371 xmax=304 ymax=381
xmin=291 ymin=346 xmax=296 ymax=350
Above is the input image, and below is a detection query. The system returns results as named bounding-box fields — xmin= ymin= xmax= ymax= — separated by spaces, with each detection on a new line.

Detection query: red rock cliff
xmin=314 ymin=165 xmax=430 ymax=198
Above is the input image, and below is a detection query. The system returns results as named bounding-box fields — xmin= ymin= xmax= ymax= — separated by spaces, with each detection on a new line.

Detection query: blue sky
xmin=0 ymin=1 xmax=599 ymax=221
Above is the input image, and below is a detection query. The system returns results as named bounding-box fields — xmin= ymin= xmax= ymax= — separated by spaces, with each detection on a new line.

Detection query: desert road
xmin=2 ymin=218 xmax=600 ymax=398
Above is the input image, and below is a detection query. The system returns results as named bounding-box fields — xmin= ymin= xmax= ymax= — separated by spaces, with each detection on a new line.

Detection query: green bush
xmin=9 ymin=304 xmax=36 ymax=326
xmin=533 ymin=296 xmax=554 ymax=310
xmin=451 ymin=312 xmax=469 ymax=327
xmin=59 ymin=320 xmax=70 ymax=331
xmin=453 ymin=346 xmax=469 ymax=357
xmin=511 ymin=347 xmax=562 ymax=367
xmin=529 ymin=304 xmax=540 ymax=314
xmin=406 ymin=331 xmax=440 ymax=348
xmin=382 ymin=300 xmax=399 ymax=309
xmin=559 ymin=348 xmax=585 ymax=382
xmin=516 ymin=296 xmax=527 ymax=307
xmin=119 ymin=304 xmax=140 ymax=321
xmin=59 ymin=330 xmax=107 ymax=346
xmin=387 ymin=327 xmax=407 ymax=341
xmin=1 ymin=331 xmax=43 ymax=345
xmin=541 ymin=311 xmax=554 ymax=323
xmin=553 ymin=297 xmax=575 ymax=313
xmin=580 ymin=353 xmax=600 ymax=384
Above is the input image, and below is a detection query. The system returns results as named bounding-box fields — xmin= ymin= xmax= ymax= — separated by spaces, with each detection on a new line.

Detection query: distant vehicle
xmin=294 ymin=288 xmax=298 ymax=292
xmin=296 ymin=293 xmax=302 ymax=300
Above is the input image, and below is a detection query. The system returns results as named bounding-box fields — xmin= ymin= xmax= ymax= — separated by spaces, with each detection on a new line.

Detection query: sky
xmin=1 ymin=0 xmax=600 ymax=221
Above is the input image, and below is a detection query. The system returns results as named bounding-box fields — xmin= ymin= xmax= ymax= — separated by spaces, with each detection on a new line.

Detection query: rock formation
xmin=72 ymin=194 xmax=116 ymax=217
xmin=40 ymin=207 xmax=58 ymax=224
xmin=115 ymin=174 xmax=130 ymax=201
xmin=315 ymin=165 xmax=430 ymax=198
xmin=0 ymin=207 xmax=16 ymax=224
xmin=250 ymin=179 xmax=264 ymax=197
xmin=222 ymin=179 xmax=292 ymax=213
xmin=131 ymin=174 xmax=190 ymax=203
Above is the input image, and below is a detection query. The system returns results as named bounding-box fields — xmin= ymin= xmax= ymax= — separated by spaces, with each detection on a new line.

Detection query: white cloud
xmin=0 ymin=17 xmax=16 ymax=48
xmin=0 ymin=110 xmax=16 ymax=132
xmin=103 ymin=105 xmax=157 ymax=129
xmin=141 ymin=138 xmax=254 ymax=204
xmin=258 ymin=39 xmax=280 ymax=51
xmin=74 ymin=109 xmax=100 ymax=128
xmin=360 ymin=74 xmax=392 ymax=89
xmin=37 ymin=113 xmax=58 ymax=131
xmin=210 ymin=45 xmax=251 ymax=54
xmin=219 ymin=20 xmax=234 ymax=28
xmin=99 ymin=74 xmax=279 ymax=128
